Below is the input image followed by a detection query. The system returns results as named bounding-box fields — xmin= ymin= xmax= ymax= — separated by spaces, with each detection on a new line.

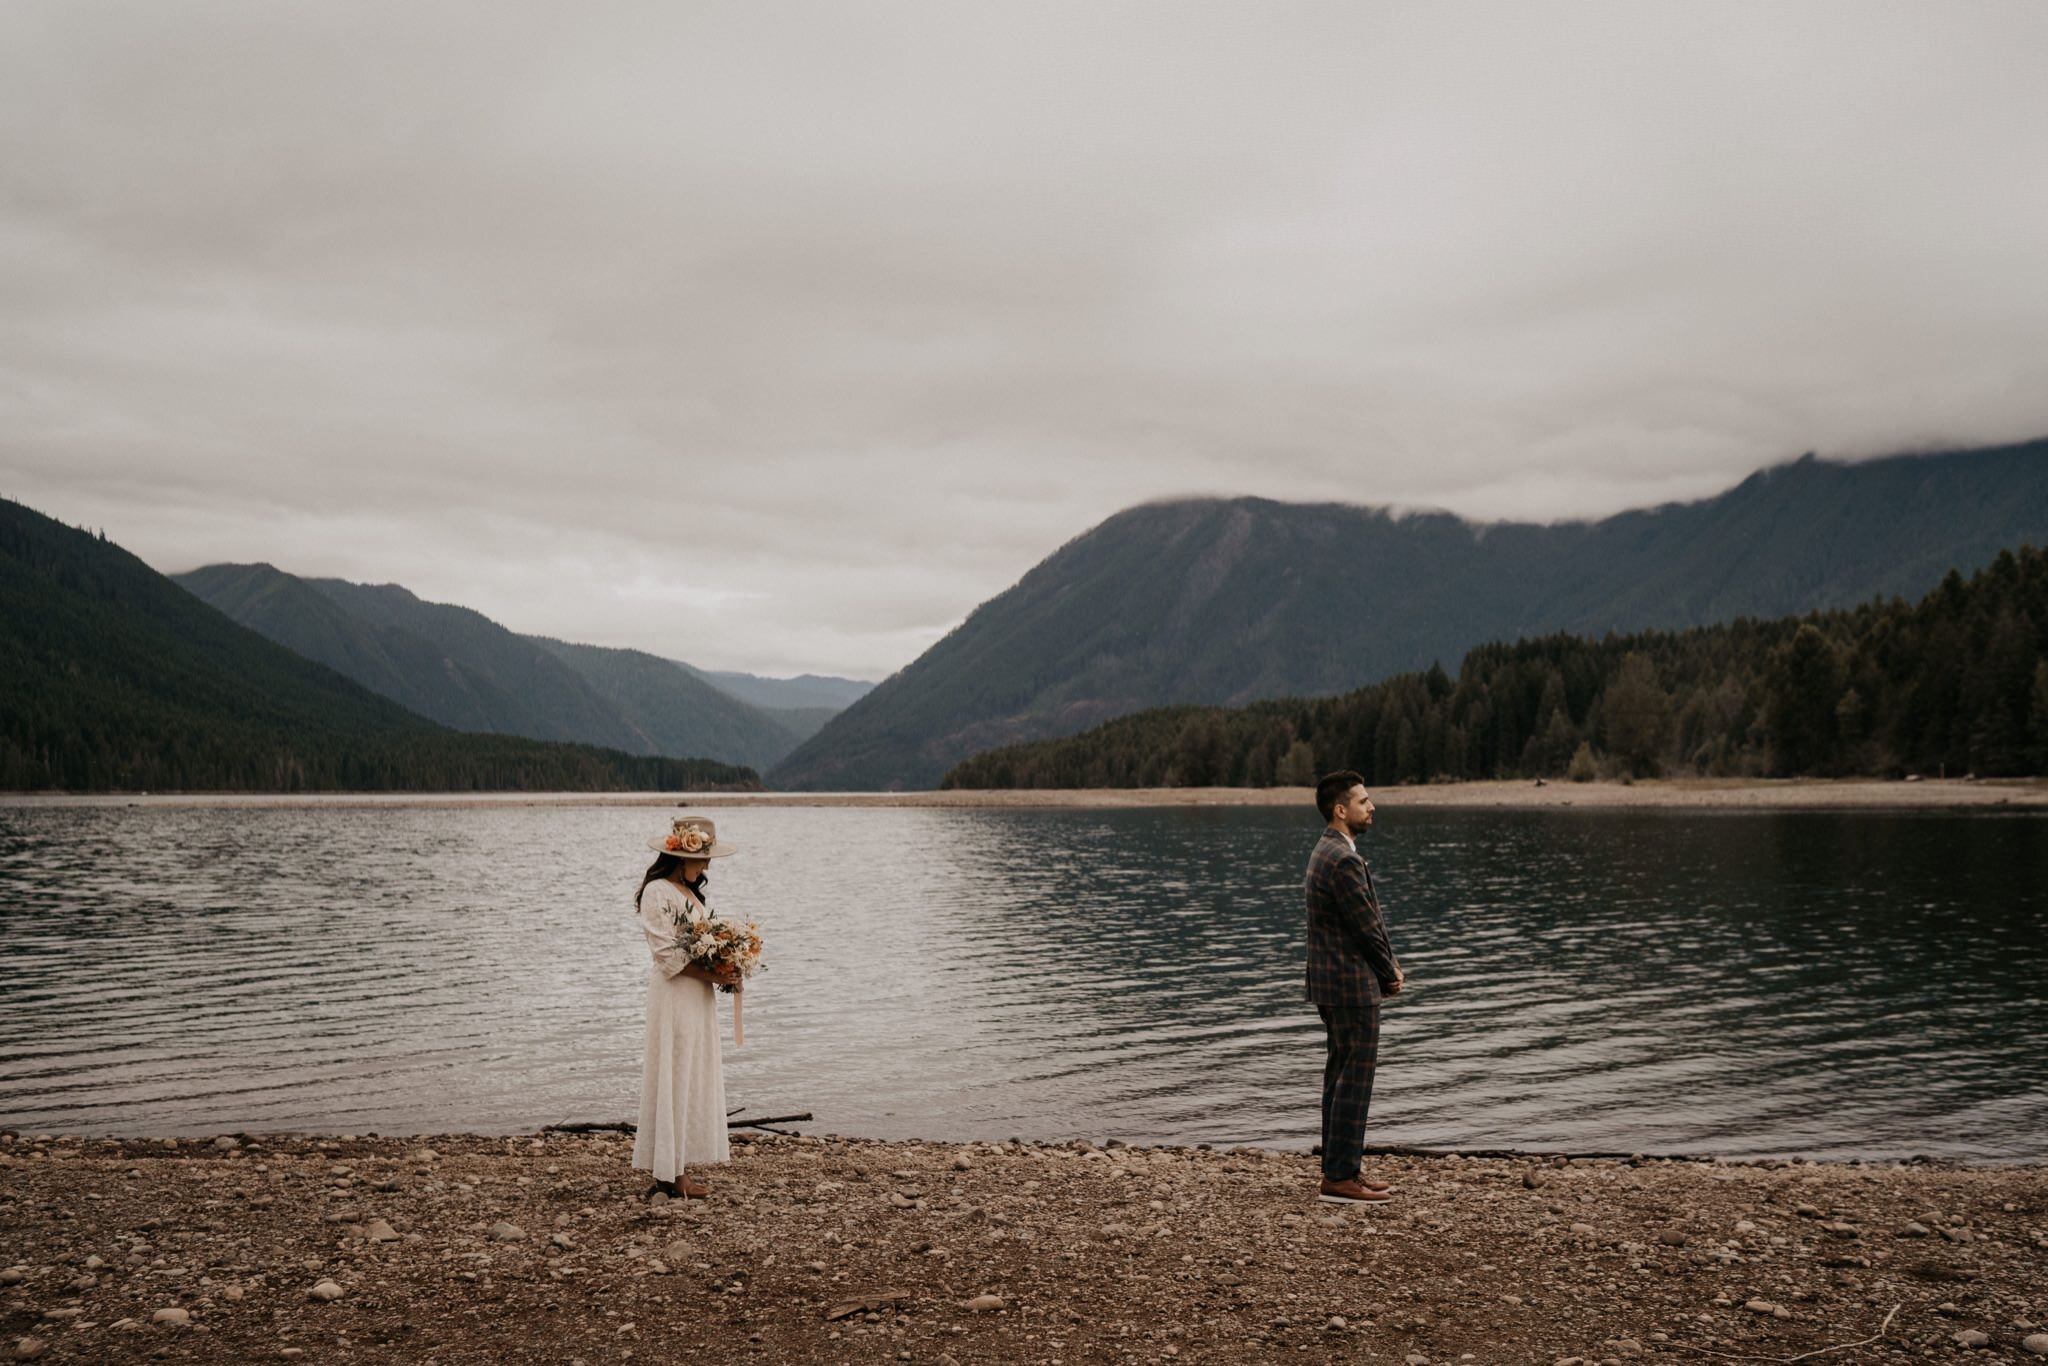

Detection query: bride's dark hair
xmin=637 ymin=854 xmax=679 ymax=909
xmin=636 ymin=853 xmax=708 ymax=909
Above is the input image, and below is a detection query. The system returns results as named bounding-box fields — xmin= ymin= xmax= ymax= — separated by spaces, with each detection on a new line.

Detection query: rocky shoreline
xmin=4 ymin=1130 xmax=2046 ymax=1364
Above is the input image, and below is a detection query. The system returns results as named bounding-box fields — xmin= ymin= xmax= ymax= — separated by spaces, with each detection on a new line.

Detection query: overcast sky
xmin=5 ymin=2 xmax=2047 ymax=679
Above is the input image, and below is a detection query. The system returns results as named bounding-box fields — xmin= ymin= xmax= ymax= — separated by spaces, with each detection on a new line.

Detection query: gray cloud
xmin=5 ymin=1 xmax=2047 ymax=677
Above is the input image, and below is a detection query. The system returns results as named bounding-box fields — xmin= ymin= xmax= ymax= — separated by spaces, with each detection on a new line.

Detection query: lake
xmin=1 ymin=800 xmax=2043 ymax=1162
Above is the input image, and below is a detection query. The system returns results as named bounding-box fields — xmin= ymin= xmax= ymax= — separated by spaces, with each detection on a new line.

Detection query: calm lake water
xmin=1 ymin=800 xmax=2044 ymax=1162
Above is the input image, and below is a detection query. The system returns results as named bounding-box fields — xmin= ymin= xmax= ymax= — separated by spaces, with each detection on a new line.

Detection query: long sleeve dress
xmin=632 ymin=878 xmax=730 ymax=1182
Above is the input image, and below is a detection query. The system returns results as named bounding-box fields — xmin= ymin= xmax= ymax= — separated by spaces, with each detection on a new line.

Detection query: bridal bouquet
xmin=675 ymin=915 xmax=764 ymax=1045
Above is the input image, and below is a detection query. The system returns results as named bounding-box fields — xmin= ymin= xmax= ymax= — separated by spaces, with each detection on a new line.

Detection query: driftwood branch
xmin=542 ymin=1112 xmax=812 ymax=1136
xmin=1673 ymin=1302 xmax=1903 ymax=1362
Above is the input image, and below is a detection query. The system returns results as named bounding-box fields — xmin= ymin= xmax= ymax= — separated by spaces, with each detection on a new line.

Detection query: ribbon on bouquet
xmin=732 ymin=988 xmax=745 ymax=1048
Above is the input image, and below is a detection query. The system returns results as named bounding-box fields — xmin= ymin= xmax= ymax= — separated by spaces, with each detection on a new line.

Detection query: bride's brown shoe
xmin=679 ymin=1174 xmax=710 ymax=1199
xmin=1317 ymin=1177 xmax=1393 ymax=1204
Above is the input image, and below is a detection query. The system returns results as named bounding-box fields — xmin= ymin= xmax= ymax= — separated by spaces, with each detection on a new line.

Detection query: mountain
xmin=176 ymin=565 xmax=807 ymax=771
xmin=773 ymin=439 xmax=2048 ymax=790
xmin=0 ymin=499 xmax=756 ymax=792
xmin=527 ymin=636 xmax=815 ymax=765
xmin=693 ymin=669 xmax=873 ymax=715
xmin=944 ymin=545 xmax=2048 ymax=787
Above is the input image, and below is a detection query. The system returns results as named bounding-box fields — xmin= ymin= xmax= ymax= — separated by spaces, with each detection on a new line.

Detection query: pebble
xmin=964 ymin=1294 xmax=1004 ymax=1312
xmin=663 ymin=1240 xmax=690 ymax=1263
xmin=222 ymin=1285 xmax=244 ymax=1302
xmin=212 ymin=1136 xmax=239 ymax=1151
xmin=364 ymin=1219 xmax=400 ymax=1243
xmin=150 ymin=1308 xmax=191 ymax=1326
xmin=0 ymin=1269 xmax=23 ymax=1286
xmin=1615 ymin=1340 xmax=1643 ymax=1357
xmin=1899 ymin=1221 xmax=1930 ymax=1237
xmin=1954 ymin=1329 xmax=1990 ymax=1348
xmin=307 ymin=1280 xmax=345 ymax=1301
xmin=952 ymin=1155 xmax=972 ymax=1171
xmin=1656 ymin=1229 xmax=1687 ymax=1247
xmin=2022 ymin=1333 xmax=2048 ymax=1356
xmin=82 ymin=1256 xmax=103 ymax=1271
xmin=1570 ymin=1222 xmax=1597 ymax=1237
xmin=12 ymin=1339 xmax=48 ymax=1362
xmin=1326 ymin=1315 xmax=1347 ymax=1330
xmin=488 ymin=1221 xmax=526 ymax=1242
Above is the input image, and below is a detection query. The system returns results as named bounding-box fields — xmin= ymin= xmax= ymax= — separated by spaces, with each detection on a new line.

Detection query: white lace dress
xmin=632 ymin=878 xmax=729 ymax=1182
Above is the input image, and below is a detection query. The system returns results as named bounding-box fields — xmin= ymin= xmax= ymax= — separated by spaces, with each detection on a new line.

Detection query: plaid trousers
xmin=1318 ymin=1002 xmax=1381 ymax=1182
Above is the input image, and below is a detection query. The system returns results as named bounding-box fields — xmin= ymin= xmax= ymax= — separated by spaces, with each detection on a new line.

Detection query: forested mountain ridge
xmin=775 ymin=439 xmax=2048 ymax=790
xmin=1 ymin=499 xmax=757 ymax=792
xmin=944 ymin=544 xmax=2048 ymax=789
xmin=176 ymin=564 xmax=810 ymax=770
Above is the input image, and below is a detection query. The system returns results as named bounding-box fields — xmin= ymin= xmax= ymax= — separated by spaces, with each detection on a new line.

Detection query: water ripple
xmin=1 ymin=801 xmax=2045 ymax=1158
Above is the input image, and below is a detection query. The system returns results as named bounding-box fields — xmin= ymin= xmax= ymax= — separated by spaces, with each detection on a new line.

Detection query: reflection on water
xmin=1 ymin=801 xmax=2043 ymax=1161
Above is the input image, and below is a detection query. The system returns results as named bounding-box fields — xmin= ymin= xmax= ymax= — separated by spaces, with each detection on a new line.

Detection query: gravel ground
xmin=4 ymin=1130 xmax=2045 ymax=1364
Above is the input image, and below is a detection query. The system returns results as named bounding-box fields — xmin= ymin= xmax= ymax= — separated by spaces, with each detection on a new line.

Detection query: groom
xmin=1305 ymin=770 xmax=1404 ymax=1204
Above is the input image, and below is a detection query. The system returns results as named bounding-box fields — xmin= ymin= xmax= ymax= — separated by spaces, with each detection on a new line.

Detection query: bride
xmin=631 ymin=816 xmax=741 ymax=1200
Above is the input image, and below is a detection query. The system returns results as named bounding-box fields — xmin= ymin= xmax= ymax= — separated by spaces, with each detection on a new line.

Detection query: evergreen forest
xmin=943 ymin=545 xmax=2048 ymax=790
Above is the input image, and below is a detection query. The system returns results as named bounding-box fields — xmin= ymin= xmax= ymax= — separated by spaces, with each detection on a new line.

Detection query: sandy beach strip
xmin=3 ymin=1129 xmax=2043 ymax=1364
xmin=7 ymin=777 xmax=2046 ymax=811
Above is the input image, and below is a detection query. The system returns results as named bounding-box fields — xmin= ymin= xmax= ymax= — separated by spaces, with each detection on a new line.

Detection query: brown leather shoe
xmin=1318 ymin=1177 xmax=1393 ymax=1204
xmin=679 ymin=1173 xmax=710 ymax=1199
xmin=1357 ymin=1174 xmax=1393 ymax=1193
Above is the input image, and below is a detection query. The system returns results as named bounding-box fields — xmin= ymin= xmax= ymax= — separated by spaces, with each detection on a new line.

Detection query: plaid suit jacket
xmin=1304 ymin=827 xmax=1401 ymax=1008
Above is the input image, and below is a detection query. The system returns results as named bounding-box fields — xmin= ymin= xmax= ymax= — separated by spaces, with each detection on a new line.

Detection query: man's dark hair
xmin=1316 ymin=770 xmax=1366 ymax=822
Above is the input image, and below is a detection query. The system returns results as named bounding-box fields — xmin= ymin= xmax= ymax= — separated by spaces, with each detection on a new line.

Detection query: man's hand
xmin=1384 ymin=973 xmax=1405 ymax=996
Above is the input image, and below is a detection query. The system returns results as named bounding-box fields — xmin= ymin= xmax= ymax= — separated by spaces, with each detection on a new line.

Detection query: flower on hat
xmin=664 ymin=821 xmax=710 ymax=855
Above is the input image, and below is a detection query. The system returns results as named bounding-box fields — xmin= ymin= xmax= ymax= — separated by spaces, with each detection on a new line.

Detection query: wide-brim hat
xmin=646 ymin=815 xmax=737 ymax=859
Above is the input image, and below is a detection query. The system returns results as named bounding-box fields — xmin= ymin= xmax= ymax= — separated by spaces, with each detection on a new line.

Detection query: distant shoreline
xmin=6 ymin=776 xmax=2044 ymax=810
